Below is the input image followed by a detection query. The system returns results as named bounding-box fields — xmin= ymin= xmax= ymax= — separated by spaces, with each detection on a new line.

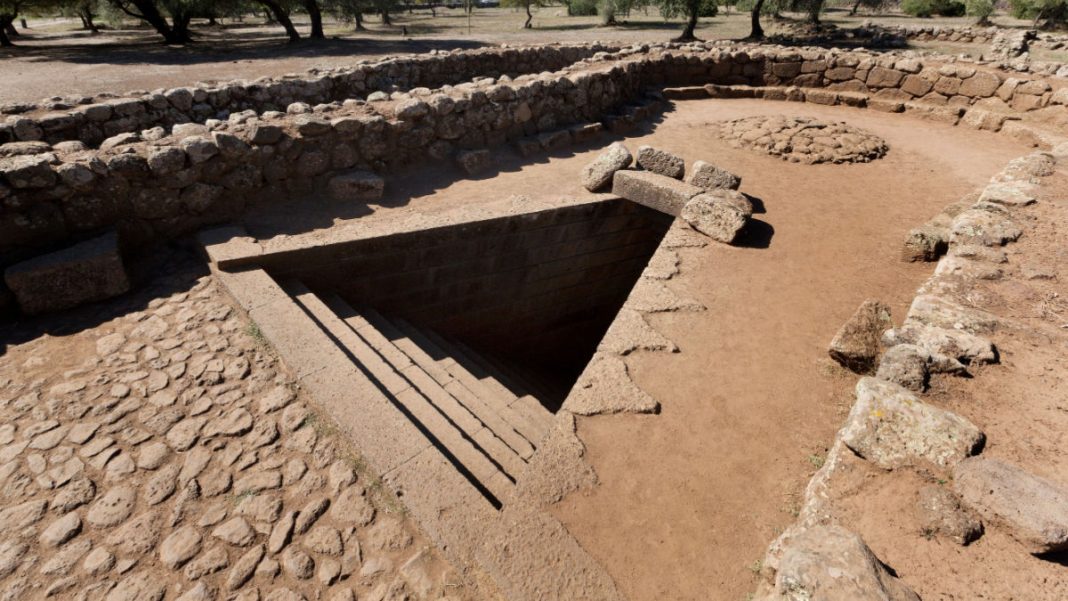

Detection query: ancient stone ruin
xmin=2 ymin=34 xmax=1068 ymax=601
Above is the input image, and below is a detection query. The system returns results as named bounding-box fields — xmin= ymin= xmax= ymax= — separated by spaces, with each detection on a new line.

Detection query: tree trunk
xmin=382 ymin=8 xmax=392 ymax=24
xmin=121 ymin=0 xmax=189 ymax=43
xmin=5 ymin=20 xmax=18 ymax=38
xmin=676 ymin=3 xmax=699 ymax=40
xmin=524 ymin=3 xmax=532 ymax=27
xmin=354 ymin=11 xmax=364 ymax=29
xmin=80 ymin=9 xmax=100 ymax=33
xmin=257 ymin=0 xmax=301 ymax=41
xmin=0 ymin=16 xmax=13 ymax=46
xmin=850 ymin=0 xmax=861 ymax=15
xmin=749 ymin=0 xmax=765 ymax=39
xmin=171 ymin=12 xmax=193 ymax=42
xmin=303 ymin=0 xmax=324 ymax=38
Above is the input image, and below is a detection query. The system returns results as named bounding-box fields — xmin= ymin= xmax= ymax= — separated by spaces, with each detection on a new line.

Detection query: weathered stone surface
xmin=954 ymin=457 xmax=1068 ymax=554
xmin=875 ymin=344 xmax=929 ymax=392
xmin=4 ymin=230 xmax=129 ymax=315
xmin=86 ymin=484 xmax=137 ymax=528
xmin=612 ymin=169 xmax=702 ymax=216
xmin=755 ymin=525 xmax=919 ymax=601
xmin=328 ymin=171 xmax=385 ymax=201
xmin=840 ymin=377 xmax=984 ymax=469
xmin=635 ymin=146 xmax=685 ymax=179
xmin=160 ymin=526 xmax=203 ymax=569
xmin=883 ymin=322 xmax=996 ymax=367
xmin=564 ymin=353 xmax=659 ymax=415
xmin=40 ymin=512 xmax=81 ymax=547
xmin=680 ymin=190 xmax=751 ymax=244
xmin=978 ymin=182 xmax=1036 ymax=207
xmin=598 ymin=308 xmax=678 ymax=355
xmin=903 ymin=222 xmax=949 ymax=262
xmin=828 ymin=300 xmax=893 ymax=373
xmin=918 ymin=485 xmax=982 ymax=545
xmin=580 ymin=142 xmax=632 ymax=192
xmin=212 ymin=516 xmax=256 ymax=546
xmin=950 ymin=205 xmax=1022 ymax=247
xmin=685 ymin=160 xmax=741 ymax=191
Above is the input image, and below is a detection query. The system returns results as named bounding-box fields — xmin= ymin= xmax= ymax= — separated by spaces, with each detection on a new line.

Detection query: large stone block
xmin=680 ymin=190 xmax=751 ymax=244
xmin=635 ymin=146 xmax=685 ymax=179
xmin=755 ymin=525 xmax=919 ymax=601
xmin=580 ymin=143 xmax=632 ymax=192
xmin=954 ymin=457 xmax=1068 ymax=554
xmin=4 ymin=230 xmax=130 ymax=315
xmin=611 ymin=170 xmax=702 ymax=216
xmin=840 ymin=377 xmax=984 ymax=470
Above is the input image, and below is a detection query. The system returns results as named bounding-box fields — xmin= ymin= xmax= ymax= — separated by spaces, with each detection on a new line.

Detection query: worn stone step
xmin=300 ymin=290 xmax=515 ymax=503
xmin=477 ymin=350 xmax=561 ymax=408
xmin=389 ymin=317 xmax=537 ymax=461
xmin=358 ymin=308 xmax=527 ymax=478
xmin=452 ymin=341 xmax=554 ymax=442
xmin=418 ymin=328 xmax=549 ymax=447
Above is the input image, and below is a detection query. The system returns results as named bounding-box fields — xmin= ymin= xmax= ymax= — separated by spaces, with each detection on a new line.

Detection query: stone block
xmin=455 ymin=149 xmax=494 ymax=176
xmin=635 ymin=146 xmax=685 ymax=179
xmin=954 ymin=457 xmax=1068 ymax=554
xmin=611 ymin=170 xmax=702 ymax=216
xmin=686 ymin=160 xmax=741 ymax=191
xmin=4 ymin=230 xmax=129 ymax=315
xmin=581 ymin=143 xmax=632 ymax=192
xmin=828 ymin=299 xmax=893 ymax=373
xmin=680 ymin=190 xmax=751 ymax=245
xmin=328 ymin=171 xmax=384 ymax=201
xmin=840 ymin=377 xmax=984 ymax=469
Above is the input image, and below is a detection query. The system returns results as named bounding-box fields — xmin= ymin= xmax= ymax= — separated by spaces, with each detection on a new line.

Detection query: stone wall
xmin=0 ymin=43 xmax=615 ymax=148
xmin=4 ymin=42 xmax=1068 ymax=308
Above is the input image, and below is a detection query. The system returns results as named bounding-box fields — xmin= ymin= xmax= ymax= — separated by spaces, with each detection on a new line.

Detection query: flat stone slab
xmin=4 ymin=230 xmax=129 ymax=315
xmin=611 ymin=169 xmax=702 ymax=217
xmin=954 ymin=457 xmax=1068 ymax=554
xmin=840 ymin=377 xmax=984 ymax=469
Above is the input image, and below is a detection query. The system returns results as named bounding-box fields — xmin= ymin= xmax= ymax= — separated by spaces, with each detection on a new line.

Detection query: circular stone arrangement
xmin=718 ymin=116 xmax=889 ymax=164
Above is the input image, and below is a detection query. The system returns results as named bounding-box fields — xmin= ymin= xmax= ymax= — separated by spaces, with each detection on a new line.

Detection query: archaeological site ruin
xmin=2 ymin=17 xmax=1068 ymax=601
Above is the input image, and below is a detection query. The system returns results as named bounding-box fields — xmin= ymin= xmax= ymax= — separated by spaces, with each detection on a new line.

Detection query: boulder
xmin=840 ymin=377 xmax=984 ymax=469
xmin=635 ymin=146 xmax=685 ymax=179
xmin=954 ymin=457 xmax=1068 ymax=554
xmin=328 ymin=171 xmax=384 ymax=201
xmin=580 ymin=143 xmax=632 ymax=192
xmin=612 ymin=170 xmax=703 ymax=216
xmin=685 ymin=160 xmax=741 ymax=191
xmin=978 ymin=182 xmax=1036 ymax=207
xmin=917 ymin=485 xmax=982 ymax=545
xmin=902 ymin=222 xmax=948 ymax=262
xmin=950 ymin=204 xmax=1022 ymax=247
xmin=679 ymin=190 xmax=752 ymax=244
xmin=4 ymin=230 xmax=130 ymax=315
xmin=828 ymin=300 xmax=893 ymax=373
xmin=875 ymin=343 xmax=929 ymax=391
xmin=755 ymin=525 xmax=920 ymax=601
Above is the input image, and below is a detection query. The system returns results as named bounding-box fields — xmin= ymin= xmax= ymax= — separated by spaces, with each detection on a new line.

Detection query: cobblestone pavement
xmin=0 ymin=255 xmax=471 ymax=601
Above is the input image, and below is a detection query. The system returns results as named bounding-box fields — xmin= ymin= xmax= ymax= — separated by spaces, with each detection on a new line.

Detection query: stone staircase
xmin=286 ymin=281 xmax=555 ymax=507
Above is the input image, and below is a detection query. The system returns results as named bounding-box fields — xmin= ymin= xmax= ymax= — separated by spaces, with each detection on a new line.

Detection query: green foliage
xmin=1009 ymin=0 xmax=1068 ymax=23
xmin=563 ymin=0 xmax=597 ymax=13
xmin=901 ymin=0 xmax=965 ymax=17
xmin=964 ymin=0 xmax=993 ymax=21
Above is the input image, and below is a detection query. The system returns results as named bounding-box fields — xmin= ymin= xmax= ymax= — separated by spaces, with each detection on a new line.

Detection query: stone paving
xmin=0 ymin=255 xmax=469 ymax=601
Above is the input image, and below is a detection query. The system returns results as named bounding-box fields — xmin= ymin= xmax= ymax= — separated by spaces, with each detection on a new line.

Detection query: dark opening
xmin=264 ymin=198 xmax=673 ymax=412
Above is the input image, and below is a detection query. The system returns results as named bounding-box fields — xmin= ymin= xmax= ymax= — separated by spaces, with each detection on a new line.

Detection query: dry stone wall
xmin=4 ymin=42 xmax=1068 ymax=309
xmin=0 ymin=43 xmax=615 ymax=147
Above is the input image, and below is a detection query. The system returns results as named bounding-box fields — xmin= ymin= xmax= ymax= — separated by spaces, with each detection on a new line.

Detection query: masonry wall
xmin=0 ymin=44 xmax=615 ymax=147
xmin=263 ymin=199 xmax=671 ymax=379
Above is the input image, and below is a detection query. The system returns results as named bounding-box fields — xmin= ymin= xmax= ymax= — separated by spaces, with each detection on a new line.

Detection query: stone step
xmin=451 ymin=340 xmax=554 ymax=442
xmin=418 ymin=328 xmax=550 ymax=447
xmin=477 ymin=350 xmax=561 ymax=408
xmin=356 ymin=307 xmax=527 ymax=478
xmin=294 ymin=287 xmax=516 ymax=504
xmin=389 ymin=316 xmax=537 ymax=461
